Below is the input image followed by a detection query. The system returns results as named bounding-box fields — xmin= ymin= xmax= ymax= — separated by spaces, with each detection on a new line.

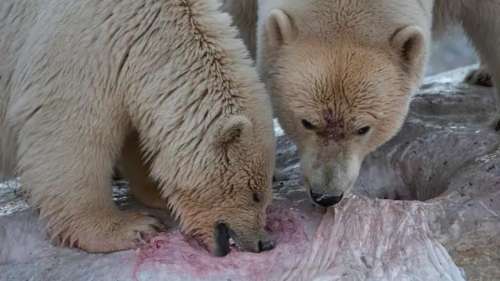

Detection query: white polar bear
xmin=0 ymin=0 xmax=276 ymax=256
xmin=222 ymin=0 xmax=500 ymax=206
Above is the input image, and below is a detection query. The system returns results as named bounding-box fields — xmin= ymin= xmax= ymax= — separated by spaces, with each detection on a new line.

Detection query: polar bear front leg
xmin=18 ymin=107 xmax=163 ymax=253
xmin=462 ymin=2 xmax=500 ymax=130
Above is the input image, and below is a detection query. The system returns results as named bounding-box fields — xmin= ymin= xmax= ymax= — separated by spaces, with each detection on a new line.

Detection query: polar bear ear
xmin=266 ymin=9 xmax=297 ymax=48
xmin=391 ymin=26 xmax=425 ymax=73
xmin=216 ymin=115 xmax=253 ymax=146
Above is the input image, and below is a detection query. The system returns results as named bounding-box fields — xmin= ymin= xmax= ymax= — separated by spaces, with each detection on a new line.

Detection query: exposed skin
xmin=0 ymin=0 xmax=275 ymax=256
xmin=222 ymin=0 xmax=500 ymax=206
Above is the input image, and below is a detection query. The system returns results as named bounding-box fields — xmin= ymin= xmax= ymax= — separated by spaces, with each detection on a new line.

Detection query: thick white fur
xmin=221 ymin=0 xmax=500 ymax=202
xmin=0 ymin=0 xmax=275 ymax=254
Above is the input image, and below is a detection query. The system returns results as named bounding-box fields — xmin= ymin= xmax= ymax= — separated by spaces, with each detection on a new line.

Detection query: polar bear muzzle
xmin=213 ymin=222 xmax=275 ymax=257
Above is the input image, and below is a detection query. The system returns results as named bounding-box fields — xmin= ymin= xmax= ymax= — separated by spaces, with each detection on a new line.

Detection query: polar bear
xmin=222 ymin=0 xmax=500 ymax=207
xmin=0 ymin=0 xmax=276 ymax=256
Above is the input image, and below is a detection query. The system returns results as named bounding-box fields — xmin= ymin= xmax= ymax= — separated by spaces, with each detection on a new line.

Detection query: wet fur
xmin=0 ymin=0 xmax=275 ymax=253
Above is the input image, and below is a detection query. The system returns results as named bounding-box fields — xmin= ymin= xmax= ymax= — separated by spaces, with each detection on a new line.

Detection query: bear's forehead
xmin=318 ymin=108 xmax=349 ymax=139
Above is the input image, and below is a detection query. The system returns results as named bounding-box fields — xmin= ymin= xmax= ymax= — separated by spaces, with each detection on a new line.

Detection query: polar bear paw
xmin=464 ymin=67 xmax=493 ymax=87
xmin=53 ymin=210 xmax=165 ymax=253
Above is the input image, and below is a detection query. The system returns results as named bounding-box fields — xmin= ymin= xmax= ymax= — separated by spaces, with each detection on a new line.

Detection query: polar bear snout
xmin=305 ymin=174 xmax=351 ymax=207
xmin=301 ymin=147 xmax=361 ymax=207
xmin=236 ymin=231 xmax=275 ymax=254
xmin=213 ymin=222 xmax=275 ymax=257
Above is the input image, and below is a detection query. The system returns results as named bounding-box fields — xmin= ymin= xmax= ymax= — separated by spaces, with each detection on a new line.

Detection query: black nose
xmin=310 ymin=191 xmax=343 ymax=207
xmin=258 ymin=239 xmax=275 ymax=252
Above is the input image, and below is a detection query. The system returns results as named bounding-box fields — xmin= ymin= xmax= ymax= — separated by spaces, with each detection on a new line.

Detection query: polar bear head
xmin=166 ymin=115 xmax=276 ymax=257
xmin=258 ymin=8 xmax=427 ymax=206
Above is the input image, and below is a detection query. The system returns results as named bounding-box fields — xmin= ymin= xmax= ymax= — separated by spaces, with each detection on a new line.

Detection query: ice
xmin=1 ymin=66 xmax=499 ymax=280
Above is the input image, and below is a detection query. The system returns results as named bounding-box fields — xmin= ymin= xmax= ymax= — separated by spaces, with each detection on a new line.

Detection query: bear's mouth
xmin=213 ymin=222 xmax=273 ymax=256
xmin=213 ymin=222 xmax=238 ymax=257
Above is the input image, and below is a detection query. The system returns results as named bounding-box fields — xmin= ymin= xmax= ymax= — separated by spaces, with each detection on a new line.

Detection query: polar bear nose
xmin=310 ymin=191 xmax=343 ymax=207
xmin=258 ymin=239 xmax=275 ymax=252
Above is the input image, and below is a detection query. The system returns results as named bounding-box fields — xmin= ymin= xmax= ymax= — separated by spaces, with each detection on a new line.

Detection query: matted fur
xmin=0 ymin=0 xmax=275 ymax=254
xmin=222 ymin=0 xmax=500 ymax=202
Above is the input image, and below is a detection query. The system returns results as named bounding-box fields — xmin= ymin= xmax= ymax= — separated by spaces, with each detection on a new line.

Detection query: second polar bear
xmin=0 ymin=0 xmax=276 ymax=256
xmin=223 ymin=0 xmax=500 ymax=206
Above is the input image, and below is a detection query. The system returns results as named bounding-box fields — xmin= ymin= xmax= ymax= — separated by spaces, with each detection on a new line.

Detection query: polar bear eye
xmin=357 ymin=126 xmax=371 ymax=136
xmin=301 ymin=119 xmax=316 ymax=130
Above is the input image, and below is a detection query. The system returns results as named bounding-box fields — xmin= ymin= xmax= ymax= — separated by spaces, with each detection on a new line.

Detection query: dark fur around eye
xmin=357 ymin=126 xmax=371 ymax=135
xmin=301 ymin=119 xmax=316 ymax=130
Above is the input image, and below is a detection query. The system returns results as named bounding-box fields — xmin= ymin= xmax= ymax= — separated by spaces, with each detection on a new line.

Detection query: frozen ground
xmin=1 ymin=66 xmax=500 ymax=280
